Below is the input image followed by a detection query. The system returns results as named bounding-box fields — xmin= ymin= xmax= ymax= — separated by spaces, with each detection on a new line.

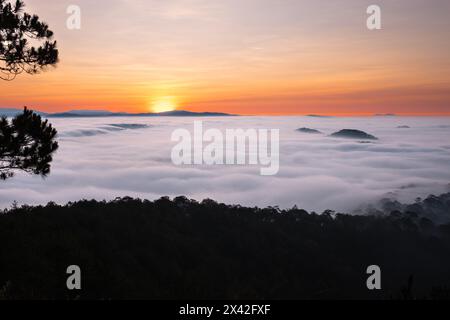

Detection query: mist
xmin=1 ymin=116 xmax=450 ymax=214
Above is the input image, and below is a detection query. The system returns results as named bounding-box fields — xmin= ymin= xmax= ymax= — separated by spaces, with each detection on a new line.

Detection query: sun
xmin=151 ymin=97 xmax=178 ymax=113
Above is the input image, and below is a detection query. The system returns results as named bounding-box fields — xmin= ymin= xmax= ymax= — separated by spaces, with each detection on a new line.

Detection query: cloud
xmin=1 ymin=116 xmax=450 ymax=215
xmin=60 ymin=123 xmax=151 ymax=137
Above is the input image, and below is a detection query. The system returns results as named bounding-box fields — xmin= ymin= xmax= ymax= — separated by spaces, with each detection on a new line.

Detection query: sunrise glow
xmin=151 ymin=97 xmax=178 ymax=113
xmin=1 ymin=0 xmax=450 ymax=115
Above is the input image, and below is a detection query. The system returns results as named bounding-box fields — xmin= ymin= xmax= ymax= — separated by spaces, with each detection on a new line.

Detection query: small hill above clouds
xmin=306 ymin=114 xmax=333 ymax=118
xmin=297 ymin=128 xmax=322 ymax=134
xmin=331 ymin=129 xmax=378 ymax=140
xmin=374 ymin=113 xmax=397 ymax=117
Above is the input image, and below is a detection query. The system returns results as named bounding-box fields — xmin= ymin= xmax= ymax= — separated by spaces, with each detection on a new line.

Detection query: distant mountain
xmin=49 ymin=110 xmax=121 ymax=118
xmin=306 ymin=114 xmax=333 ymax=118
xmin=2 ymin=108 xmax=234 ymax=118
xmin=153 ymin=110 xmax=234 ymax=117
xmin=47 ymin=110 xmax=236 ymax=118
xmin=68 ymin=110 xmax=116 ymax=116
xmin=0 ymin=108 xmax=22 ymax=117
xmin=0 ymin=108 xmax=48 ymax=117
xmin=374 ymin=113 xmax=396 ymax=117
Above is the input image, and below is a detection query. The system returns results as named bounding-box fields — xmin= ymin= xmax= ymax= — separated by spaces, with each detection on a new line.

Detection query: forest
xmin=0 ymin=194 xmax=449 ymax=300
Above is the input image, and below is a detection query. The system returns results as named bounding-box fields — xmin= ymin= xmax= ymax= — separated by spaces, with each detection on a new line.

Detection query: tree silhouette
xmin=0 ymin=0 xmax=59 ymax=81
xmin=1 ymin=1 xmax=59 ymax=180
xmin=1 ymin=195 xmax=450 ymax=299
xmin=0 ymin=107 xmax=58 ymax=180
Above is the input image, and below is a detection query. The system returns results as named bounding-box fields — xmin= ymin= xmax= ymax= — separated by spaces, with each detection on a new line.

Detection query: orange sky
xmin=1 ymin=0 xmax=450 ymax=115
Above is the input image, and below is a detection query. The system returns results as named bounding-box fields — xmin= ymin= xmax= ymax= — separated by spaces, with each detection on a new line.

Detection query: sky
xmin=1 ymin=0 xmax=450 ymax=115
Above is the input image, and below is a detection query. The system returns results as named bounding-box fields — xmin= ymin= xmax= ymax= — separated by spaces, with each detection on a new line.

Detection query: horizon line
xmin=1 ymin=107 xmax=450 ymax=117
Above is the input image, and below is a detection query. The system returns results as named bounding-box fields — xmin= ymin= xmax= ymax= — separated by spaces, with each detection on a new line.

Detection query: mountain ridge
xmin=0 ymin=108 xmax=236 ymax=118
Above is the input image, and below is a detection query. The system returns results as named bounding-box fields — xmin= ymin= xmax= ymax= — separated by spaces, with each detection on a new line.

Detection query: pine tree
xmin=0 ymin=0 xmax=58 ymax=81
xmin=0 ymin=107 xmax=58 ymax=180
xmin=1 ymin=1 xmax=59 ymax=180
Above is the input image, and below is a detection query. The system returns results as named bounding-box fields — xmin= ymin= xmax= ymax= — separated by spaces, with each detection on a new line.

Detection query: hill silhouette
xmin=0 ymin=108 xmax=235 ymax=118
xmin=1 ymin=196 xmax=450 ymax=300
xmin=331 ymin=129 xmax=378 ymax=140
xmin=297 ymin=127 xmax=322 ymax=134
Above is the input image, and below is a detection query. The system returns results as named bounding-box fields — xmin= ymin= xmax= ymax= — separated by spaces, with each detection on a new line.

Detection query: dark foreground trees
xmin=0 ymin=0 xmax=59 ymax=81
xmin=0 ymin=107 xmax=58 ymax=180
xmin=0 ymin=196 xmax=449 ymax=300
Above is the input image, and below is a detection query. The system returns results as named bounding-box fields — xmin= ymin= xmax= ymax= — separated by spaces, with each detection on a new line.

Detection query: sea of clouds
xmin=1 ymin=116 xmax=450 ymax=213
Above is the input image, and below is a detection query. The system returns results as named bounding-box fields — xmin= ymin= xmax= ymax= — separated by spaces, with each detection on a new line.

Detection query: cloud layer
xmin=1 ymin=116 xmax=450 ymax=213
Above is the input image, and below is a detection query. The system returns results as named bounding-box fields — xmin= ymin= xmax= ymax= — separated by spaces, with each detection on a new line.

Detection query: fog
xmin=1 ymin=116 xmax=450 ymax=213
